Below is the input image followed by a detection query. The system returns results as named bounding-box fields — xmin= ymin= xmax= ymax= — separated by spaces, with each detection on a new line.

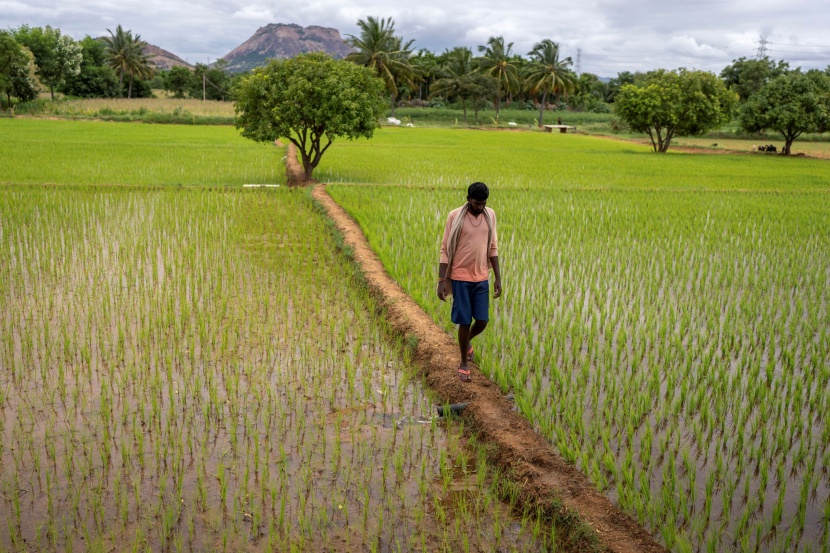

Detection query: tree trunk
xmin=462 ymin=98 xmax=468 ymax=125
xmin=49 ymin=84 xmax=55 ymax=100
xmin=538 ymin=91 xmax=547 ymax=127
xmin=128 ymin=74 xmax=133 ymax=99
xmin=390 ymin=92 xmax=396 ymax=117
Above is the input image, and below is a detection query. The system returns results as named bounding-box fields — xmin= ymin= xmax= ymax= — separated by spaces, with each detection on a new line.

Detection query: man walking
xmin=437 ymin=182 xmax=501 ymax=382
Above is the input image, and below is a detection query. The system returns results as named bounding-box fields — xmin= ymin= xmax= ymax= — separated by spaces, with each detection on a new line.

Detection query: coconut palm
xmin=346 ymin=16 xmax=415 ymax=116
xmin=430 ymin=47 xmax=475 ymax=123
xmin=525 ymin=39 xmax=575 ymax=126
xmin=103 ymin=25 xmax=154 ymax=98
xmin=476 ymin=36 xmax=520 ymax=119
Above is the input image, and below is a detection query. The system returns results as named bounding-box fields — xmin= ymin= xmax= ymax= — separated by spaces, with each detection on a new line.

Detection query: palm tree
xmin=430 ymin=47 xmax=475 ymax=123
xmin=103 ymin=25 xmax=154 ymax=98
xmin=476 ymin=36 xmax=519 ymax=120
xmin=346 ymin=17 xmax=415 ymax=116
xmin=525 ymin=40 xmax=575 ymax=126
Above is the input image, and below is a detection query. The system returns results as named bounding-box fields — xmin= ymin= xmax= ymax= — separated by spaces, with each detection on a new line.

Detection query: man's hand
xmin=437 ymin=279 xmax=449 ymax=301
xmin=493 ymin=278 xmax=502 ymax=298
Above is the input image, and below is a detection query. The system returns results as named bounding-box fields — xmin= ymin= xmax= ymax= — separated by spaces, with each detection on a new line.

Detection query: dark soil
xmin=312 ymin=185 xmax=668 ymax=553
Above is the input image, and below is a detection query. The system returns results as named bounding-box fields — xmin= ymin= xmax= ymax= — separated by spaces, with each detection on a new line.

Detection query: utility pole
xmin=203 ymin=72 xmax=206 ymax=101
xmin=576 ymin=48 xmax=582 ymax=77
xmin=756 ymin=35 xmax=769 ymax=59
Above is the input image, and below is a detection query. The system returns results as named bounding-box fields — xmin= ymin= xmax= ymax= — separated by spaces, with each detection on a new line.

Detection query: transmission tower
xmin=756 ymin=35 xmax=769 ymax=59
xmin=575 ymin=48 xmax=582 ymax=76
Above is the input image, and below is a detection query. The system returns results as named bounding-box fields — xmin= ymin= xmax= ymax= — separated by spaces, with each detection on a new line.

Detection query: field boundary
xmin=311 ymin=184 xmax=667 ymax=553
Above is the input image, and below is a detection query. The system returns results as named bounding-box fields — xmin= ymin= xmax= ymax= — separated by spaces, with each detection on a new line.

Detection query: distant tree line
xmin=3 ymin=18 xmax=829 ymax=154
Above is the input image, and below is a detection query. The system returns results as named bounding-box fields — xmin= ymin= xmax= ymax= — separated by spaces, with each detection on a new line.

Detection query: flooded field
xmin=0 ymin=186 xmax=558 ymax=552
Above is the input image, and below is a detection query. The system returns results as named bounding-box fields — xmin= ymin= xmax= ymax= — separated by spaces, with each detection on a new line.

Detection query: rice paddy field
xmin=0 ymin=121 xmax=566 ymax=552
xmin=324 ymin=128 xmax=830 ymax=552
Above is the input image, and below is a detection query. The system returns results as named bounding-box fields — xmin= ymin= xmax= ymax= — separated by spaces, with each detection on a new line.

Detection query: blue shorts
xmin=451 ymin=279 xmax=489 ymax=326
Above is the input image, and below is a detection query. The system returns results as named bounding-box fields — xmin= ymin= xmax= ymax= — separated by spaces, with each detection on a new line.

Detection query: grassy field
xmin=316 ymin=127 xmax=830 ymax=191
xmin=0 ymin=122 xmax=564 ymax=551
xmin=325 ymin=128 xmax=830 ymax=552
xmin=0 ymin=119 xmax=283 ymax=186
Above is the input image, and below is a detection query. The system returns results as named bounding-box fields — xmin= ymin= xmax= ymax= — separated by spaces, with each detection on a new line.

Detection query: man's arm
xmin=490 ymin=256 xmax=501 ymax=298
xmin=437 ymin=262 xmax=449 ymax=301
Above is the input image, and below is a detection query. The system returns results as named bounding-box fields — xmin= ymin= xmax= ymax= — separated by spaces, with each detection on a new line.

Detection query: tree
xmin=345 ymin=16 xmax=415 ymax=117
xmin=190 ymin=60 xmax=231 ymax=101
xmin=164 ymin=66 xmax=193 ymax=98
xmin=0 ymin=32 xmax=40 ymax=108
xmin=61 ymin=36 xmax=120 ymax=98
xmin=720 ymin=57 xmax=789 ymax=102
xmin=103 ymin=25 xmax=154 ymax=98
xmin=13 ymin=25 xmax=81 ymax=99
xmin=476 ymin=36 xmax=519 ymax=119
xmin=525 ymin=39 xmax=575 ymax=125
xmin=235 ymin=52 xmax=386 ymax=182
xmin=740 ymin=70 xmax=830 ymax=155
xmin=411 ymin=49 xmax=439 ymax=101
xmin=615 ymin=68 xmax=737 ymax=153
xmin=430 ymin=47 xmax=476 ymax=123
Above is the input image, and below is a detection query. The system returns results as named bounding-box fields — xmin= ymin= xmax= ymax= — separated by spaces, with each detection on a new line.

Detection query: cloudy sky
xmin=3 ymin=0 xmax=828 ymax=77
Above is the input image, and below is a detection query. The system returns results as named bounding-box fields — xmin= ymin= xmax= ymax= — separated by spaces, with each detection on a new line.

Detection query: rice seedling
xmin=0 ymin=181 xmax=558 ymax=551
xmin=327 ymin=127 xmax=830 ymax=552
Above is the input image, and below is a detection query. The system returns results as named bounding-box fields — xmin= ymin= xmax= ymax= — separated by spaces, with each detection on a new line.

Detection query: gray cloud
xmin=2 ymin=0 xmax=827 ymax=76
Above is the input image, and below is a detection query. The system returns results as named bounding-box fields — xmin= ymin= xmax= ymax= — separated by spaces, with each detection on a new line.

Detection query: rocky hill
xmin=144 ymin=44 xmax=193 ymax=71
xmin=221 ymin=23 xmax=353 ymax=73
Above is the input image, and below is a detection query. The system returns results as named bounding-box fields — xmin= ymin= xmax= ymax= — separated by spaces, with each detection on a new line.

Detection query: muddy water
xmin=0 ymin=187 xmax=553 ymax=552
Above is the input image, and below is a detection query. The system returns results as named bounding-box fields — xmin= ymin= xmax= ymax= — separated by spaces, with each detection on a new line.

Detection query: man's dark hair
xmin=467 ymin=182 xmax=489 ymax=201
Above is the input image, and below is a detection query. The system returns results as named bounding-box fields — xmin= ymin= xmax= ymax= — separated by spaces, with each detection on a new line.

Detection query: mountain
xmin=220 ymin=23 xmax=353 ymax=73
xmin=144 ymin=44 xmax=193 ymax=71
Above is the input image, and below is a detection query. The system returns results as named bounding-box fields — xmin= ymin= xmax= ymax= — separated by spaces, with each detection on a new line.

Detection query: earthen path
xmin=312 ymin=184 xmax=667 ymax=553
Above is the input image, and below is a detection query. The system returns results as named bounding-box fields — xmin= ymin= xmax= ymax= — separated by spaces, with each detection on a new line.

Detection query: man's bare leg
xmin=458 ymin=320 xmax=488 ymax=368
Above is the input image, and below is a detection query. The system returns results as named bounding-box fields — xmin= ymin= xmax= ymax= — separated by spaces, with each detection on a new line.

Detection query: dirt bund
xmin=311 ymin=184 xmax=667 ymax=553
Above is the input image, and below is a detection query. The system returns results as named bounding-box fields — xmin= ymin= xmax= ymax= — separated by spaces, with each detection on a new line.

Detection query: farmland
xmin=0 ymin=121 xmax=565 ymax=552
xmin=324 ymin=129 xmax=830 ymax=551
xmin=2 ymin=118 xmax=829 ymax=552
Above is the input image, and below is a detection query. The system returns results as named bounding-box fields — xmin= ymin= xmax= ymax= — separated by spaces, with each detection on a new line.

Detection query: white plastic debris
xmin=387 ymin=117 xmax=401 ymax=125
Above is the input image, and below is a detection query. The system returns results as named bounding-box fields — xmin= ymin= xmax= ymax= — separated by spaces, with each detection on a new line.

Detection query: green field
xmin=0 ymin=119 xmax=283 ymax=186
xmin=325 ymin=129 xmax=830 ymax=552
xmin=2 ymin=119 xmax=829 ymax=552
xmin=0 ymin=122 xmax=563 ymax=552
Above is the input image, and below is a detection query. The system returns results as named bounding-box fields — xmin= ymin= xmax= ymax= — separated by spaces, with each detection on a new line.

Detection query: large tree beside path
xmin=740 ymin=70 xmax=830 ymax=155
xmin=234 ymin=52 xmax=386 ymax=182
xmin=615 ymin=68 xmax=737 ymax=153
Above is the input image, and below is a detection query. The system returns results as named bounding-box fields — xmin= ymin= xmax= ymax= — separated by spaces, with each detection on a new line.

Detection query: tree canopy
xmin=740 ymin=70 xmax=830 ymax=155
xmin=0 ymin=31 xmax=40 ymax=108
xmin=720 ymin=56 xmax=790 ymax=102
xmin=234 ymin=52 xmax=386 ymax=182
xmin=615 ymin=68 xmax=737 ymax=153
xmin=12 ymin=25 xmax=81 ymax=99
xmin=476 ymin=36 xmax=520 ymax=118
xmin=525 ymin=39 xmax=575 ymax=125
xmin=345 ymin=16 xmax=415 ymax=117
xmin=103 ymin=25 xmax=154 ymax=98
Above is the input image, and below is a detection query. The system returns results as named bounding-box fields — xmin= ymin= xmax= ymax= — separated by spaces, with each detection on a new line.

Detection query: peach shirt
xmin=439 ymin=206 xmax=498 ymax=282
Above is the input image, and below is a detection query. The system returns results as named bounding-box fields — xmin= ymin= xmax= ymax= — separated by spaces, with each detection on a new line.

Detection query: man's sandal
xmin=458 ymin=367 xmax=471 ymax=382
xmin=467 ymin=346 xmax=474 ymax=361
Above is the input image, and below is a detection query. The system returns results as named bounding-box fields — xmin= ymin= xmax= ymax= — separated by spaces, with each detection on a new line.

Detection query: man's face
xmin=467 ymin=197 xmax=487 ymax=216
